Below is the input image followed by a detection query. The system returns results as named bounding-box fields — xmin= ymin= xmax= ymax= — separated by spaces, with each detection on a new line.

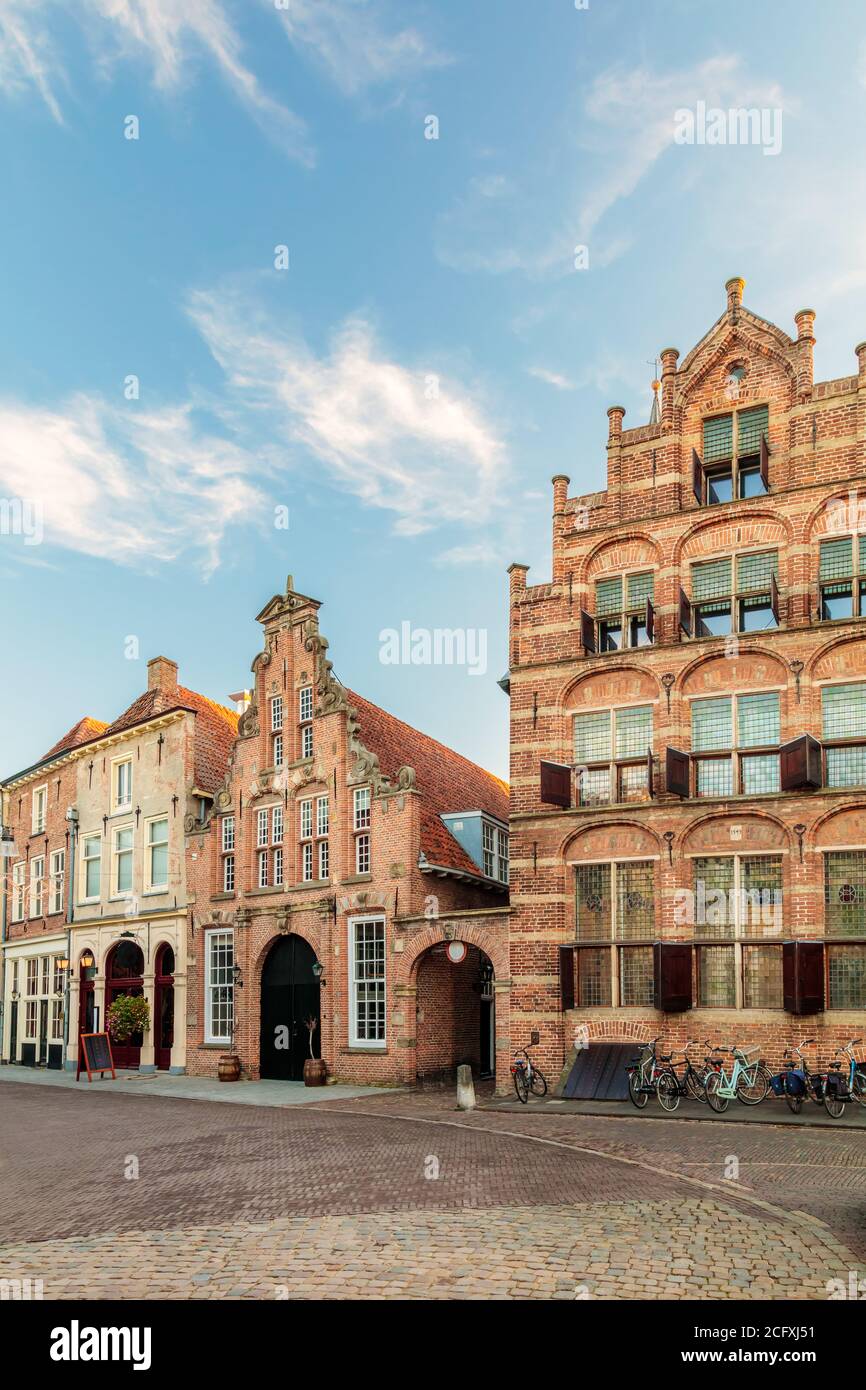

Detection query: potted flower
xmin=106 ymin=994 xmax=150 ymax=1042
xmin=302 ymin=1015 xmax=326 ymax=1086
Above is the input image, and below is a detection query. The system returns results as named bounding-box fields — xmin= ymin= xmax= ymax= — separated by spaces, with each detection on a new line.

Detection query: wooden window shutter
xmin=782 ymin=941 xmax=825 ymax=1015
xmin=770 ymin=571 xmax=780 ymax=624
xmin=646 ymin=748 xmax=654 ymax=799
xmin=760 ymin=432 xmax=770 ymax=490
xmin=645 ymin=596 xmax=655 ymax=642
xmin=665 ymin=747 xmax=690 ymax=798
xmin=540 ymin=760 xmax=571 ymax=808
xmin=559 ymin=946 xmax=576 ymax=1011
xmin=692 ymin=449 xmax=705 ymax=505
xmin=678 ymin=588 xmax=692 ymax=637
xmin=653 ymin=943 xmax=693 ymax=1013
xmin=580 ymin=609 xmax=596 ymax=654
xmin=779 ymin=734 xmax=822 ymax=791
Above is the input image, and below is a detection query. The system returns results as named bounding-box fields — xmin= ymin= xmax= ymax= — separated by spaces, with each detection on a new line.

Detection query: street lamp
xmin=312 ymin=960 xmax=326 ymax=988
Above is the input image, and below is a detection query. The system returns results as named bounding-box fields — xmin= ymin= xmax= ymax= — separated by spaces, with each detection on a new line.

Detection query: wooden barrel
xmin=303 ymin=1058 xmax=327 ymax=1086
xmin=218 ymin=1053 xmax=241 ymax=1083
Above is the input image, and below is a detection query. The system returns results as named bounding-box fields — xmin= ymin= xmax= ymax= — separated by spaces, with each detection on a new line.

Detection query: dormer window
xmin=695 ymin=405 xmax=769 ymax=505
xmin=482 ymin=819 xmax=509 ymax=883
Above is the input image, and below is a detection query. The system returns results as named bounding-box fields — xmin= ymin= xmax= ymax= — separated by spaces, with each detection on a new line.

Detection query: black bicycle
xmin=510 ymin=1044 xmax=547 ymax=1103
xmin=656 ymin=1039 xmax=716 ymax=1112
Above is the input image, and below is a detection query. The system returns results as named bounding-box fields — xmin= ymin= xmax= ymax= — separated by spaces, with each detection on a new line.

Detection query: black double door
xmin=260 ymin=935 xmax=320 ymax=1081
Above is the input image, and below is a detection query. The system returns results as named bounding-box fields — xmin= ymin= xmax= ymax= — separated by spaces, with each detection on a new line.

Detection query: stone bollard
xmin=456 ymin=1064 xmax=476 ymax=1111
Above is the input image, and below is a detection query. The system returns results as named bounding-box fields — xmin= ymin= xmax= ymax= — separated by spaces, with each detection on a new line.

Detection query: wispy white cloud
xmin=274 ymin=0 xmax=451 ymax=97
xmin=0 ymin=395 xmax=267 ymax=575
xmin=436 ymin=55 xmax=789 ymax=278
xmin=527 ymin=366 xmax=575 ymax=391
xmin=188 ymin=286 xmax=508 ymax=538
xmin=0 ymin=1 xmax=65 ymax=123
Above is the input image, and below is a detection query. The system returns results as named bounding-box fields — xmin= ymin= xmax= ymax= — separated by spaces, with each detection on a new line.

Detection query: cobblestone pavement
xmin=1 ymin=1081 xmax=863 ymax=1300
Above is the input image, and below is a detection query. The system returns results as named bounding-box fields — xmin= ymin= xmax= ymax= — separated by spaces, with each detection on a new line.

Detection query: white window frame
xmin=353 ymin=787 xmax=371 ymax=831
xmin=273 ymin=845 xmax=284 ymax=886
xmin=272 ymin=806 xmax=284 ymax=843
xmin=221 ymin=816 xmax=235 ymax=852
xmin=299 ymin=686 xmax=313 ymax=723
xmin=49 ymin=849 xmax=65 ymax=914
xmin=301 ymin=724 xmax=313 ymax=759
xmin=112 ymin=823 xmax=134 ymax=898
xmin=273 ymin=732 xmax=284 ymax=768
xmin=31 ymin=785 xmax=47 ymax=835
xmin=222 ymin=853 xmax=235 ymax=893
xmin=146 ymin=816 xmax=169 ymax=891
xmin=112 ymin=756 xmax=133 ymax=813
xmin=317 ymin=795 xmax=329 ymax=838
xmin=30 ymin=856 xmax=45 ymax=917
xmin=271 ymin=695 xmax=284 ymax=732
xmin=318 ymin=838 xmax=329 ymax=881
xmin=82 ymin=834 xmax=102 ymax=901
xmin=299 ymin=798 xmax=313 ymax=840
xmin=301 ymin=841 xmax=314 ymax=882
xmin=355 ymin=832 xmax=371 ymax=876
xmin=258 ymin=849 xmax=269 ymax=888
xmin=11 ymin=861 xmax=25 ymax=922
xmin=204 ymin=928 xmax=234 ymax=1045
xmin=257 ymin=808 xmax=269 ymax=848
xmin=348 ymin=916 xmax=387 ymax=1049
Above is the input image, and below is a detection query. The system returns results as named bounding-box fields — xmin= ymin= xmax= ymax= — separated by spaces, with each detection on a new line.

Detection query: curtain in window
xmin=737 ymin=692 xmax=780 ymax=747
xmin=692 ymin=557 xmax=732 ymax=601
xmin=703 ymin=414 xmax=733 ymax=462
xmin=574 ymin=710 xmax=611 ymax=764
xmin=736 ymin=550 xmax=778 ymax=593
xmin=615 ymin=706 xmax=653 ymax=758
xmin=595 ymin=576 xmax=623 ymax=616
xmin=692 ymin=697 xmax=733 ymax=751
xmin=822 ymin=682 xmax=866 ymax=739
xmin=820 ymin=537 xmax=854 ymax=581
xmin=737 ymin=405 xmax=769 ymax=456
xmin=626 ymin=572 xmax=654 ymax=608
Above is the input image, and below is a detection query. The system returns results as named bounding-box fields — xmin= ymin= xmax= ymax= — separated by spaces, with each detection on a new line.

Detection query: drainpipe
xmin=63 ymin=806 xmax=79 ymax=1068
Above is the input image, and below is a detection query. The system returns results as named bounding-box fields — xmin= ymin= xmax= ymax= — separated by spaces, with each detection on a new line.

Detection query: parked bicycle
xmin=626 ymin=1036 xmax=662 ymax=1109
xmin=704 ymin=1044 xmax=770 ymax=1112
xmin=778 ymin=1040 xmax=828 ymax=1116
xmin=836 ymin=1038 xmax=866 ymax=1108
xmin=510 ymin=1044 xmax=547 ymax=1103
xmin=655 ymin=1039 xmax=716 ymax=1112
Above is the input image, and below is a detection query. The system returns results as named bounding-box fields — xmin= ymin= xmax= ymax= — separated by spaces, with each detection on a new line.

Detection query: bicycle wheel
xmin=685 ymin=1066 xmax=708 ymax=1103
xmin=657 ymin=1072 xmax=680 ymax=1113
xmin=785 ymin=1090 xmax=803 ymax=1115
xmin=530 ymin=1068 xmax=547 ymax=1097
xmin=512 ymin=1068 xmax=529 ymax=1104
xmin=824 ymin=1089 xmax=846 ymax=1119
xmin=852 ymin=1073 xmax=866 ymax=1106
xmin=736 ymin=1066 xmax=769 ymax=1106
xmin=704 ymin=1070 xmax=729 ymax=1113
xmin=628 ymin=1069 xmax=648 ymax=1109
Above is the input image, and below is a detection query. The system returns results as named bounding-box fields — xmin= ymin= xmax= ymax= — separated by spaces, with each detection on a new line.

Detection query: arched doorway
xmin=105 ymin=940 xmax=145 ymax=1069
xmin=154 ymin=944 xmax=175 ymax=1071
xmin=77 ymin=950 xmax=96 ymax=1041
xmin=415 ymin=943 xmax=495 ymax=1084
xmin=260 ymin=935 xmax=320 ymax=1081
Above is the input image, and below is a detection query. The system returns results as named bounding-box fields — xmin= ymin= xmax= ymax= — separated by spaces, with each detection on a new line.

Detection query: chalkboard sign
xmin=77 ymin=1032 xmax=117 ymax=1082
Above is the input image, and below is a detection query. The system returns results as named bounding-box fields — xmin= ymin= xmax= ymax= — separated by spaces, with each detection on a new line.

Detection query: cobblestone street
xmin=1 ymin=1080 xmax=864 ymax=1300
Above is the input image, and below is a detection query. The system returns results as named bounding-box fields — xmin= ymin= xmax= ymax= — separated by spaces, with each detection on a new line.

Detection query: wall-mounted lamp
xmin=312 ymin=960 xmax=327 ymax=989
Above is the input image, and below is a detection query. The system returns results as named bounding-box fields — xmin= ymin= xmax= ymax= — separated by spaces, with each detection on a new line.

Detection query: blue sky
xmin=1 ymin=0 xmax=865 ymax=781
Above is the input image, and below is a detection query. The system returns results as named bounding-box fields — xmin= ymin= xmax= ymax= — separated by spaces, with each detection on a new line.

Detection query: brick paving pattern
xmin=1 ymin=1082 xmax=863 ymax=1299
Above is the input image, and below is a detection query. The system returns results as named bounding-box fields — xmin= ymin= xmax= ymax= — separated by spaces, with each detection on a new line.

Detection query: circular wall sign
xmin=446 ymin=941 xmax=467 ymax=964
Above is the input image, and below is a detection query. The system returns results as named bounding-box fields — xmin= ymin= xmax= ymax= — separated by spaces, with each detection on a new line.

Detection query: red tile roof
xmin=102 ymin=685 xmax=238 ymax=794
xmin=344 ymin=688 xmax=509 ymax=878
xmin=43 ymin=717 xmax=110 ymax=760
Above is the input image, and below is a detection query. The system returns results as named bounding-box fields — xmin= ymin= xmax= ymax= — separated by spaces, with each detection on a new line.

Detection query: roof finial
xmin=647 ymin=357 xmax=661 ymax=426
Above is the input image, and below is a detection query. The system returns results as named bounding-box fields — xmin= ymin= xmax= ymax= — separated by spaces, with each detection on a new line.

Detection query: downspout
xmin=63 ymin=807 xmax=79 ymax=1069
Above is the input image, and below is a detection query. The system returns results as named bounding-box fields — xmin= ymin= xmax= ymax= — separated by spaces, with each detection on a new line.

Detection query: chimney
xmin=726 ymin=276 xmax=746 ymax=313
xmin=856 ymin=342 xmax=866 ymax=384
xmin=794 ymin=309 xmax=816 ymax=395
xmin=551 ymin=474 xmax=570 ymax=515
xmin=660 ymin=347 xmax=679 ymax=429
xmin=148 ymin=656 xmax=179 ymax=696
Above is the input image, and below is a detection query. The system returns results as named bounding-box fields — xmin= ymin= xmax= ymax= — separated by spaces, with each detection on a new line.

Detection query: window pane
xmin=698 ymin=945 xmax=735 ymax=1006
xmin=619 ymin=947 xmax=654 ymax=1006
xmin=826 ymin=746 xmax=866 ymax=788
xmin=695 ymin=602 xmax=732 ymax=637
xmin=575 ymin=864 xmax=611 ymax=941
xmin=739 ymin=465 xmax=765 ymax=499
xmin=736 ymin=405 xmax=768 ymax=456
xmin=739 ymin=595 xmax=776 ymax=632
xmin=693 ymin=857 xmax=734 ymax=939
xmin=822 ymin=683 xmax=866 ymax=740
xmin=574 ymin=711 xmax=612 ymax=764
xmin=599 ymin=621 xmax=622 ymax=651
xmin=820 ymin=537 xmax=853 ymax=581
xmin=741 ymin=754 xmax=780 ymax=795
xmin=692 ymin=558 xmax=732 ymax=601
xmin=615 ymin=706 xmax=652 ymax=759
xmin=737 ymin=550 xmax=778 ymax=594
xmin=738 ymin=692 xmax=780 ymax=747
xmin=577 ymin=767 xmax=611 ymax=807
xmin=703 ymin=414 xmax=733 ymax=462
xmin=595 ymin=576 xmax=623 ymax=616
xmin=692 ymin=697 xmax=732 ymax=751
xmin=828 ymin=945 xmax=866 ymax=1010
xmin=741 ymin=856 xmax=783 ymax=937
xmin=821 ymin=582 xmax=854 ymax=621
xmin=626 ymin=572 xmax=654 ymax=608
xmin=696 ymin=757 xmax=733 ymax=798
xmin=706 ymin=470 xmax=733 ymax=505
xmin=743 ymin=946 xmax=783 ymax=1008
xmin=825 ymin=852 xmax=866 ymax=937
xmin=576 ymin=948 xmax=612 ymax=1007
xmin=619 ymin=763 xmax=649 ymax=803
xmin=616 ymin=861 xmax=654 ymax=940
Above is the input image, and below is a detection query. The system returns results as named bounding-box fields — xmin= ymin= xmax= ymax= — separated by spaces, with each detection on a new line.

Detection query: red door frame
xmin=154 ymin=943 xmax=175 ymax=1071
xmin=105 ymin=942 xmax=144 ymax=1069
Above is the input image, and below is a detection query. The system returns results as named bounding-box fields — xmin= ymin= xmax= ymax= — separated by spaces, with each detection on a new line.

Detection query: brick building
xmin=186 ymin=576 xmax=509 ymax=1088
xmin=508 ymin=277 xmax=866 ymax=1082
